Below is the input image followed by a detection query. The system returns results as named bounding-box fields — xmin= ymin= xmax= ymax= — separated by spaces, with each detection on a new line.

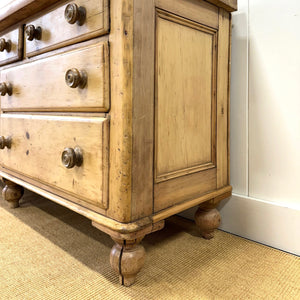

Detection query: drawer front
xmin=1 ymin=41 xmax=109 ymax=111
xmin=0 ymin=27 xmax=23 ymax=66
xmin=0 ymin=114 xmax=109 ymax=209
xmin=25 ymin=0 xmax=109 ymax=57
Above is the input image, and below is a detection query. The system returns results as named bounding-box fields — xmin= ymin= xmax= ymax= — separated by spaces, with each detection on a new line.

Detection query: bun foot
xmin=195 ymin=207 xmax=221 ymax=239
xmin=2 ymin=179 xmax=24 ymax=209
xmin=110 ymin=237 xmax=145 ymax=286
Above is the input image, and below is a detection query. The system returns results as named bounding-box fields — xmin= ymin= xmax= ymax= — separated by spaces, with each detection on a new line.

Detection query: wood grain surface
xmin=0 ymin=114 xmax=109 ymax=209
xmin=24 ymin=0 xmax=109 ymax=57
xmin=205 ymin=0 xmax=237 ymax=12
xmin=216 ymin=9 xmax=230 ymax=188
xmin=0 ymin=26 xmax=23 ymax=67
xmin=0 ymin=0 xmax=60 ymax=32
xmin=130 ymin=0 xmax=155 ymax=220
xmin=154 ymin=10 xmax=218 ymax=183
xmin=155 ymin=0 xmax=219 ymax=29
xmin=1 ymin=40 xmax=110 ymax=111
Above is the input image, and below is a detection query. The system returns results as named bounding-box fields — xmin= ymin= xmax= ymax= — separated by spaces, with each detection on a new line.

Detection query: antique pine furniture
xmin=0 ymin=0 xmax=237 ymax=286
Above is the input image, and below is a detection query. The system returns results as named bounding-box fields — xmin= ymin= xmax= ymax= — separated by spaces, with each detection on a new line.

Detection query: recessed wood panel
xmin=0 ymin=114 xmax=109 ymax=209
xmin=154 ymin=168 xmax=217 ymax=212
xmin=155 ymin=0 xmax=219 ymax=29
xmin=155 ymin=10 xmax=217 ymax=183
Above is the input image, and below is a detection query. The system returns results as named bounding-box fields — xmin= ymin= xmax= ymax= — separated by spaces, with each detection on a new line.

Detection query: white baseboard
xmin=179 ymin=194 xmax=300 ymax=256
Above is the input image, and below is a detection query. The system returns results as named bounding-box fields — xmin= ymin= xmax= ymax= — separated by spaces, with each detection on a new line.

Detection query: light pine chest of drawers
xmin=0 ymin=0 xmax=237 ymax=286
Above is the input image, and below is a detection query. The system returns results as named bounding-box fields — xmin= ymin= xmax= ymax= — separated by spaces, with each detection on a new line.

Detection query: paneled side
xmin=155 ymin=10 xmax=217 ymax=183
xmin=155 ymin=0 xmax=219 ymax=29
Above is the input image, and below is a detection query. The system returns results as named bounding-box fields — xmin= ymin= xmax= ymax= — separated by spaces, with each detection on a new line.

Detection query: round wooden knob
xmin=64 ymin=3 xmax=86 ymax=26
xmin=0 ymin=136 xmax=11 ymax=149
xmin=61 ymin=147 xmax=83 ymax=168
xmin=25 ymin=25 xmax=42 ymax=41
xmin=0 ymin=82 xmax=12 ymax=96
xmin=65 ymin=68 xmax=87 ymax=88
xmin=0 ymin=38 xmax=11 ymax=52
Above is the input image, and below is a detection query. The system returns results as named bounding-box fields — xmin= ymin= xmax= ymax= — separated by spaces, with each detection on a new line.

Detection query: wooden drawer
xmin=0 ymin=114 xmax=109 ymax=208
xmin=1 ymin=40 xmax=109 ymax=112
xmin=0 ymin=27 xmax=23 ymax=67
xmin=25 ymin=0 xmax=109 ymax=57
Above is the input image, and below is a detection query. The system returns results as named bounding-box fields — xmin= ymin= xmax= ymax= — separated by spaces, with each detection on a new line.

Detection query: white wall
xmin=248 ymin=0 xmax=300 ymax=205
xmin=230 ymin=0 xmax=248 ymax=195
xmin=231 ymin=0 xmax=300 ymax=206
xmin=223 ymin=0 xmax=300 ymax=255
xmin=182 ymin=0 xmax=300 ymax=255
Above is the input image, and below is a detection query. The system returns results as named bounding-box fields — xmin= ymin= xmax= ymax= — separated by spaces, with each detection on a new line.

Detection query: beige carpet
xmin=0 ymin=189 xmax=299 ymax=300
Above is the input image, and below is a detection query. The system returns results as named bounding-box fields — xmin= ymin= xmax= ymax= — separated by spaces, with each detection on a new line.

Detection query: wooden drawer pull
xmin=61 ymin=147 xmax=83 ymax=169
xmin=0 ymin=38 xmax=11 ymax=52
xmin=25 ymin=25 xmax=42 ymax=41
xmin=0 ymin=136 xmax=11 ymax=149
xmin=65 ymin=68 xmax=87 ymax=89
xmin=64 ymin=3 xmax=86 ymax=26
xmin=0 ymin=82 xmax=12 ymax=96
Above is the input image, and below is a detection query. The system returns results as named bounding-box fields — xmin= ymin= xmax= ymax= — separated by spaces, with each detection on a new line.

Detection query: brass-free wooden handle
xmin=0 ymin=82 xmax=12 ymax=96
xmin=0 ymin=38 xmax=11 ymax=52
xmin=61 ymin=147 xmax=83 ymax=168
xmin=64 ymin=3 xmax=86 ymax=26
xmin=0 ymin=136 xmax=11 ymax=149
xmin=65 ymin=68 xmax=87 ymax=88
xmin=25 ymin=25 xmax=42 ymax=41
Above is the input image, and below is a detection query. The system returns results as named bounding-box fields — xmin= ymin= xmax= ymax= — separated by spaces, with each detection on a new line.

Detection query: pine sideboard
xmin=0 ymin=0 xmax=237 ymax=286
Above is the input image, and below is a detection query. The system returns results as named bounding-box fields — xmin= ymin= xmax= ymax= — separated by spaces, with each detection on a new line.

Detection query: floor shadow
xmin=0 ymin=187 xmax=202 ymax=284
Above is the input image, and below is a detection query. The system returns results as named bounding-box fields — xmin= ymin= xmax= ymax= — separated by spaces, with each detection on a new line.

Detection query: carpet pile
xmin=0 ymin=189 xmax=299 ymax=299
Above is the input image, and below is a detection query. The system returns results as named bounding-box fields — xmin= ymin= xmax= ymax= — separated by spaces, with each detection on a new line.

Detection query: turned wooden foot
xmin=110 ymin=237 xmax=145 ymax=286
xmin=2 ymin=179 xmax=24 ymax=208
xmin=195 ymin=206 xmax=221 ymax=239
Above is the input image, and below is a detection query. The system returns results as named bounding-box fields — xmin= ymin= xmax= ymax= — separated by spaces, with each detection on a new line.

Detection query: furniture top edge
xmin=0 ymin=0 xmax=237 ymax=33
xmin=205 ymin=0 xmax=237 ymax=12
xmin=0 ymin=0 xmax=60 ymax=32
